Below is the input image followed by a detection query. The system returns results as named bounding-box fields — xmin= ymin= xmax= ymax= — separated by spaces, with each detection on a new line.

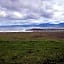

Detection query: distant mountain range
xmin=0 ymin=23 xmax=64 ymax=27
xmin=37 ymin=23 xmax=64 ymax=27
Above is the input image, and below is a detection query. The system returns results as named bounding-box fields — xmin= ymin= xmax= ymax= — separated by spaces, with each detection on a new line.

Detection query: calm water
xmin=0 ymin=26 xmax=64 ymax=32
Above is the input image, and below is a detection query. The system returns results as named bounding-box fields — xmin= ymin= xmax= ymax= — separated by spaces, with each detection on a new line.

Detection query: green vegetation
xmin=0 ymin=40 xmax=64 ymax=64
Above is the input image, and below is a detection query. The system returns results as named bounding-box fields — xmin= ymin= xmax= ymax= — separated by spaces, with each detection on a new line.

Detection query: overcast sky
xmin=0 ymin=0 xmax=64 ymax=26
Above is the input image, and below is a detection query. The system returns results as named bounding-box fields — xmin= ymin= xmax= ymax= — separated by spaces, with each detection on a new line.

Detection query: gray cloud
xmin=0 ymin=0 xmax=64 ymax=24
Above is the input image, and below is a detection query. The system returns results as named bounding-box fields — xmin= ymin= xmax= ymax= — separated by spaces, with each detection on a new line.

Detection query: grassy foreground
xmin=0 ymin=40 xmax=64 ymax=64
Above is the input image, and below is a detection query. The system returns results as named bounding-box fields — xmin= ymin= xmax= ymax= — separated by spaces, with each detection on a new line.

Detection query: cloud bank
xmin=0 ymin=0 xmax=64 ymax=25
